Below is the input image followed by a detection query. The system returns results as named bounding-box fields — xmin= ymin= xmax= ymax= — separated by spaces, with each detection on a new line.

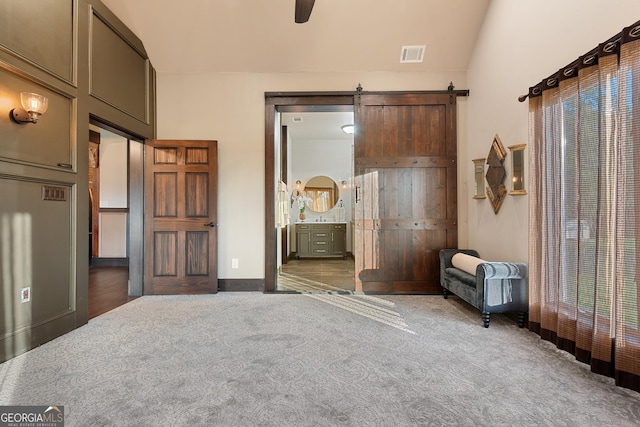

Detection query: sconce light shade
xmin=341 ymin=124 xmax=354 ymax=135
xmin=10 ymin=92 xmax=48 ymax=124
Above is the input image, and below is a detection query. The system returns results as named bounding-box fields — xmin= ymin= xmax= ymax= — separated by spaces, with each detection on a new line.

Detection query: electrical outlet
xmin=232 ymin=258 xmax=239 ymax=269
xmin=20 ymin=287 xmax=31 ymax=303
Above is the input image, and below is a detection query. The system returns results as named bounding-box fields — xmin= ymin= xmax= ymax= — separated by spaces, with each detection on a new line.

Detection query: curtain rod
xmin=518 ymin=19 xmax=640 ymax=102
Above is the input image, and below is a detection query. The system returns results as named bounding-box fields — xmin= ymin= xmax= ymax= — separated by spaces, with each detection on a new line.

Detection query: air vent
xmin=42 ymin=185 xmax=67 ymax=201
xmin=400 ymin=45 xmax=425 ymax=63
xmin=292 ymin=116 xmax=303 ymax=123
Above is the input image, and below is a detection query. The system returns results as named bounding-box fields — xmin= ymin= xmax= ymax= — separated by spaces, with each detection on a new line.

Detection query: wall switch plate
xmin=232 ymin=258 xmax=239 ymax=269
xmin=20 ymin=287 xmax=31 ymax=303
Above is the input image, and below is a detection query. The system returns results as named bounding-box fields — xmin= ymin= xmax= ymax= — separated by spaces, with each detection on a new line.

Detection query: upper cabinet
xmin=90 ymin=8 xmax=150 ymax=124
xmin=0 ymin=0 xmax=75 ymax=84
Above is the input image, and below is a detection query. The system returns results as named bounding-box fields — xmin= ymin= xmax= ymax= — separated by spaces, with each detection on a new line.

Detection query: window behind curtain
xmin=529 ymin=37 xmax=640 ymax=393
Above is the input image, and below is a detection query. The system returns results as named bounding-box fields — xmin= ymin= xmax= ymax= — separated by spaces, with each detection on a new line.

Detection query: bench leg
xmin=443 ymin=288 xmax=448 ymax=299
xmin=518 ymin=312 xmax=526 ymax=328
xmin=482 ymin=311 xmax=490 ymax=328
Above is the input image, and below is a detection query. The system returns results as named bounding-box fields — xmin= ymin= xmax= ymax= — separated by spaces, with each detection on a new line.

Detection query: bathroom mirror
xmin=508 ymin=144 xmax=527 ymax=195
xmin=303 ymin=175 xmax=340 ymax=213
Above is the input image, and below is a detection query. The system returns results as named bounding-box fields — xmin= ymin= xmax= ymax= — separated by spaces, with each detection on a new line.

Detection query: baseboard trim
xmin=90 ymin=257 xmax=129 ymax=267
xmin=218 ymin=279 xmax=265 ymax=292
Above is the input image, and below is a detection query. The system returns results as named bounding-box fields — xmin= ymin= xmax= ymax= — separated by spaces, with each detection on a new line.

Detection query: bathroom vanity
xmin=295 ymin=222 xmax=346 ymax=259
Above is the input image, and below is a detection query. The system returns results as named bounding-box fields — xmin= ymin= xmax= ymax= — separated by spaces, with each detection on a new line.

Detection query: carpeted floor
xmin=1 ymin=293 xmax=640 ymax=426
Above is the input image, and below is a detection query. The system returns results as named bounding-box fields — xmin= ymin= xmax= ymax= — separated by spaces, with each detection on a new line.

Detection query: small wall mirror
xmin=486 ymin=134 xmax=508 ymax=214
xmin=472 ymin=158 xmax=486 ymax=199
xmin=303 ymin=175 xmax=340 ymax=213
xmin=508 ymin=144 xmax=527 ymax=195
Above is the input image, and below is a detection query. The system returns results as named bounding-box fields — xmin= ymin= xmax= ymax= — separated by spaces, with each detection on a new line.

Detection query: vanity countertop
xmin=295 ymin=221 xmax=347 ymax=224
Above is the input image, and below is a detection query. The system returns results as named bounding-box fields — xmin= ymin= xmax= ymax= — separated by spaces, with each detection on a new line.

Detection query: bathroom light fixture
xmin=340 ymin=180 xmax=347 ymax=188
xmin=341 ymin=124 xmax=354 ymax=135
xmin=296 ymin=180 xmax=302 ymax=189
xmin=10 ymin=92 xmax=48 ymax=124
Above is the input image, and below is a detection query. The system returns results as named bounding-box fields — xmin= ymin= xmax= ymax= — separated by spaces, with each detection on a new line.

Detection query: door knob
xmin=204 ymin=222 xmax=216 ymax=228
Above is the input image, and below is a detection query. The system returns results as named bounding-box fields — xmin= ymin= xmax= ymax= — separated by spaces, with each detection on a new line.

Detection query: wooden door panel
xmin=154 ymin=173 xmax=178 ymax=216
xmin=186 ymin=147 xmax=209 ymax=163
xmin=355 ymin=93 xmax=457 ymax=294
xmin=185 ymin=173 xmax=209 ymax=217
xmin=155 ymin=147 xmax=178 ymax=163
xmin=154 ymin=232 xmax=177 ymax=276
xmin=144 ymin=140 xmax=218 ymax=295
xmin=186 ymin=231 xmax=209 ymax=275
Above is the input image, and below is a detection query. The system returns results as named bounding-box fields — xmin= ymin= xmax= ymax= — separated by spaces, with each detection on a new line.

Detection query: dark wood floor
xmin=88 ymin=266 xmax=137 ymax=319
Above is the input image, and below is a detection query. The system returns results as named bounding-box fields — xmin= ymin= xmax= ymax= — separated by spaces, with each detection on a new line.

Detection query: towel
xmin=276 ymin=180 xmax=290 ymax=228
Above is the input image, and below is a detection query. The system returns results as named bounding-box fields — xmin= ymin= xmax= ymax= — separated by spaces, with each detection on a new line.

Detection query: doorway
xmin=87 ymin=121 xmax=144 ymax=318
xmin=265 ymin=93 xmax=355 ymax=293
xmin=278 ymin=110 xmax=355 ymax=292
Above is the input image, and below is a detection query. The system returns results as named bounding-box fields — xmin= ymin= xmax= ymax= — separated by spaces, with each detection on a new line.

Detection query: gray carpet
xmin=1 ymin=293 xmax=640 ymax=426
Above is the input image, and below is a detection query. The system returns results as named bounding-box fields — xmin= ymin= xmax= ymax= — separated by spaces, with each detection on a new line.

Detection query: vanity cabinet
xmin=295 ymin=223 xmax=346 ymax=259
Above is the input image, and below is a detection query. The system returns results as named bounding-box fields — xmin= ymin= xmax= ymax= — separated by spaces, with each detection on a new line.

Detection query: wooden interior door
xmin=354 ymin=93 xmax=458 ymax=293
xmin=144 ymin=139 xmax=218 ymax=294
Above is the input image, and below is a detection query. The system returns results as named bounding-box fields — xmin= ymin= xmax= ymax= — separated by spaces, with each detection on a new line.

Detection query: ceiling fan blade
xmin=295 ymin=0 xmax=315 ymax=23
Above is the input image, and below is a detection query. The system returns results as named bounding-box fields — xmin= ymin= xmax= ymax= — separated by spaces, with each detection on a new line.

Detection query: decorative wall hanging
xmin=485 ymin=134 xmax=507 ymax=214
xmin=472 ymin=158 xmax=486 ymax=199
xmin=508 ymin=144 xmax=527 ymax=195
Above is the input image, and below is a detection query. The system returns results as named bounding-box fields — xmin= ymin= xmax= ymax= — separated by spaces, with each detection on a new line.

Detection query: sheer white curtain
xmin=528 ymin=26 xmax=640 ymax=392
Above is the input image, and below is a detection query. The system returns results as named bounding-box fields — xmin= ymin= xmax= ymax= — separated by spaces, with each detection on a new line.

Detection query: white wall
xmin=290 ymin=138 xmax=353 ymax=252
xmin=466 ymin=0 xmax=640 ymax=262
xmin=99 ymin=212 xmax=127 ymax=257
xmin=291 ymin=138 xmax=352 ymax=222
xmin=98 ymin=130 xmax=128 ymax=257
xmin=99 ymin=131 xmax=128 ymax=208
xmin=157 ymin=71 xmax=468 ymax=279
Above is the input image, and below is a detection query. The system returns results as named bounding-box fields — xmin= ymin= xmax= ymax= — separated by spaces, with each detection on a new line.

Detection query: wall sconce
xmin=10 ymin=92 xmax=48 ymax=124
xmin=295 ymin=179 xmax=302 ymax=189
xmin=340 ymin=179 xmax=347 ymax=188
xmin=341 ymin=124 xmax=354 ymax=135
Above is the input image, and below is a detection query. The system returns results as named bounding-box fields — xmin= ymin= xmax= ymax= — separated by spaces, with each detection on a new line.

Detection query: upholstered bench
xmin=439 ymin=249 xmax=528 ymax=328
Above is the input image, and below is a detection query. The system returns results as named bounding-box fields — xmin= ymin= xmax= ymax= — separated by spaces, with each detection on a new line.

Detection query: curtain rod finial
xmin=518 ymin=94 xmax=529 ymax=103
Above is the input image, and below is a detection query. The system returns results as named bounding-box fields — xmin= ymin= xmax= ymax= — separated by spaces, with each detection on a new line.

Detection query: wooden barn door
xmin=354 ymin=93 xmax=458 ymax=293
xmin=144 ymin=139 xmax=218 ymax=294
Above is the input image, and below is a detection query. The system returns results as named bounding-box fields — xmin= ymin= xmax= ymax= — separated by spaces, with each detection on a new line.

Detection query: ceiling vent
xmin=292 ymin=116 xmax=303 ymax=123
xmin=400 ymin=45 xmax=425 ymax=63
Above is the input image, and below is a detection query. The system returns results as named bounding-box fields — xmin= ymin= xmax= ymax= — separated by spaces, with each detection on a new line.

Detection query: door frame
xmin=264 ymin=93 xmax=355 ymax=292
xmin=264 ymin=89 xmax=469 ymax=293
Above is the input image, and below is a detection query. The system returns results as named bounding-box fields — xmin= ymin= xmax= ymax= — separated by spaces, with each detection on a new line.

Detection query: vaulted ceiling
xmin=100 ymin=0 xmax=490 ymax=74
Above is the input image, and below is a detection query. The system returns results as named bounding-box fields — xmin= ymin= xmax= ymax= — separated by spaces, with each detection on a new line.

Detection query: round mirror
xmin=303 ymin=176 xmax=340 ymax=213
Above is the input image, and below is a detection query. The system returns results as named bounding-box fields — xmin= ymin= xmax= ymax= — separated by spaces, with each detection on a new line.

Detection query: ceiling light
xmin=341 ymin=124 xmax=354 ymax=135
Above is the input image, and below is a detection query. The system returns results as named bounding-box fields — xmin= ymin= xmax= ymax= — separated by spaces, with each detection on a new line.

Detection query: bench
xmin=439 ymin=249 xmax=528 ymax=328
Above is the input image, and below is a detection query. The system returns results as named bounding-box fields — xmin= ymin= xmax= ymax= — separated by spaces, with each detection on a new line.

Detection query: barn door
xmin=354 ymin=93 xmax=458 ymax=293
xmin=144 ymin=139 xmax=218 ymax=294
